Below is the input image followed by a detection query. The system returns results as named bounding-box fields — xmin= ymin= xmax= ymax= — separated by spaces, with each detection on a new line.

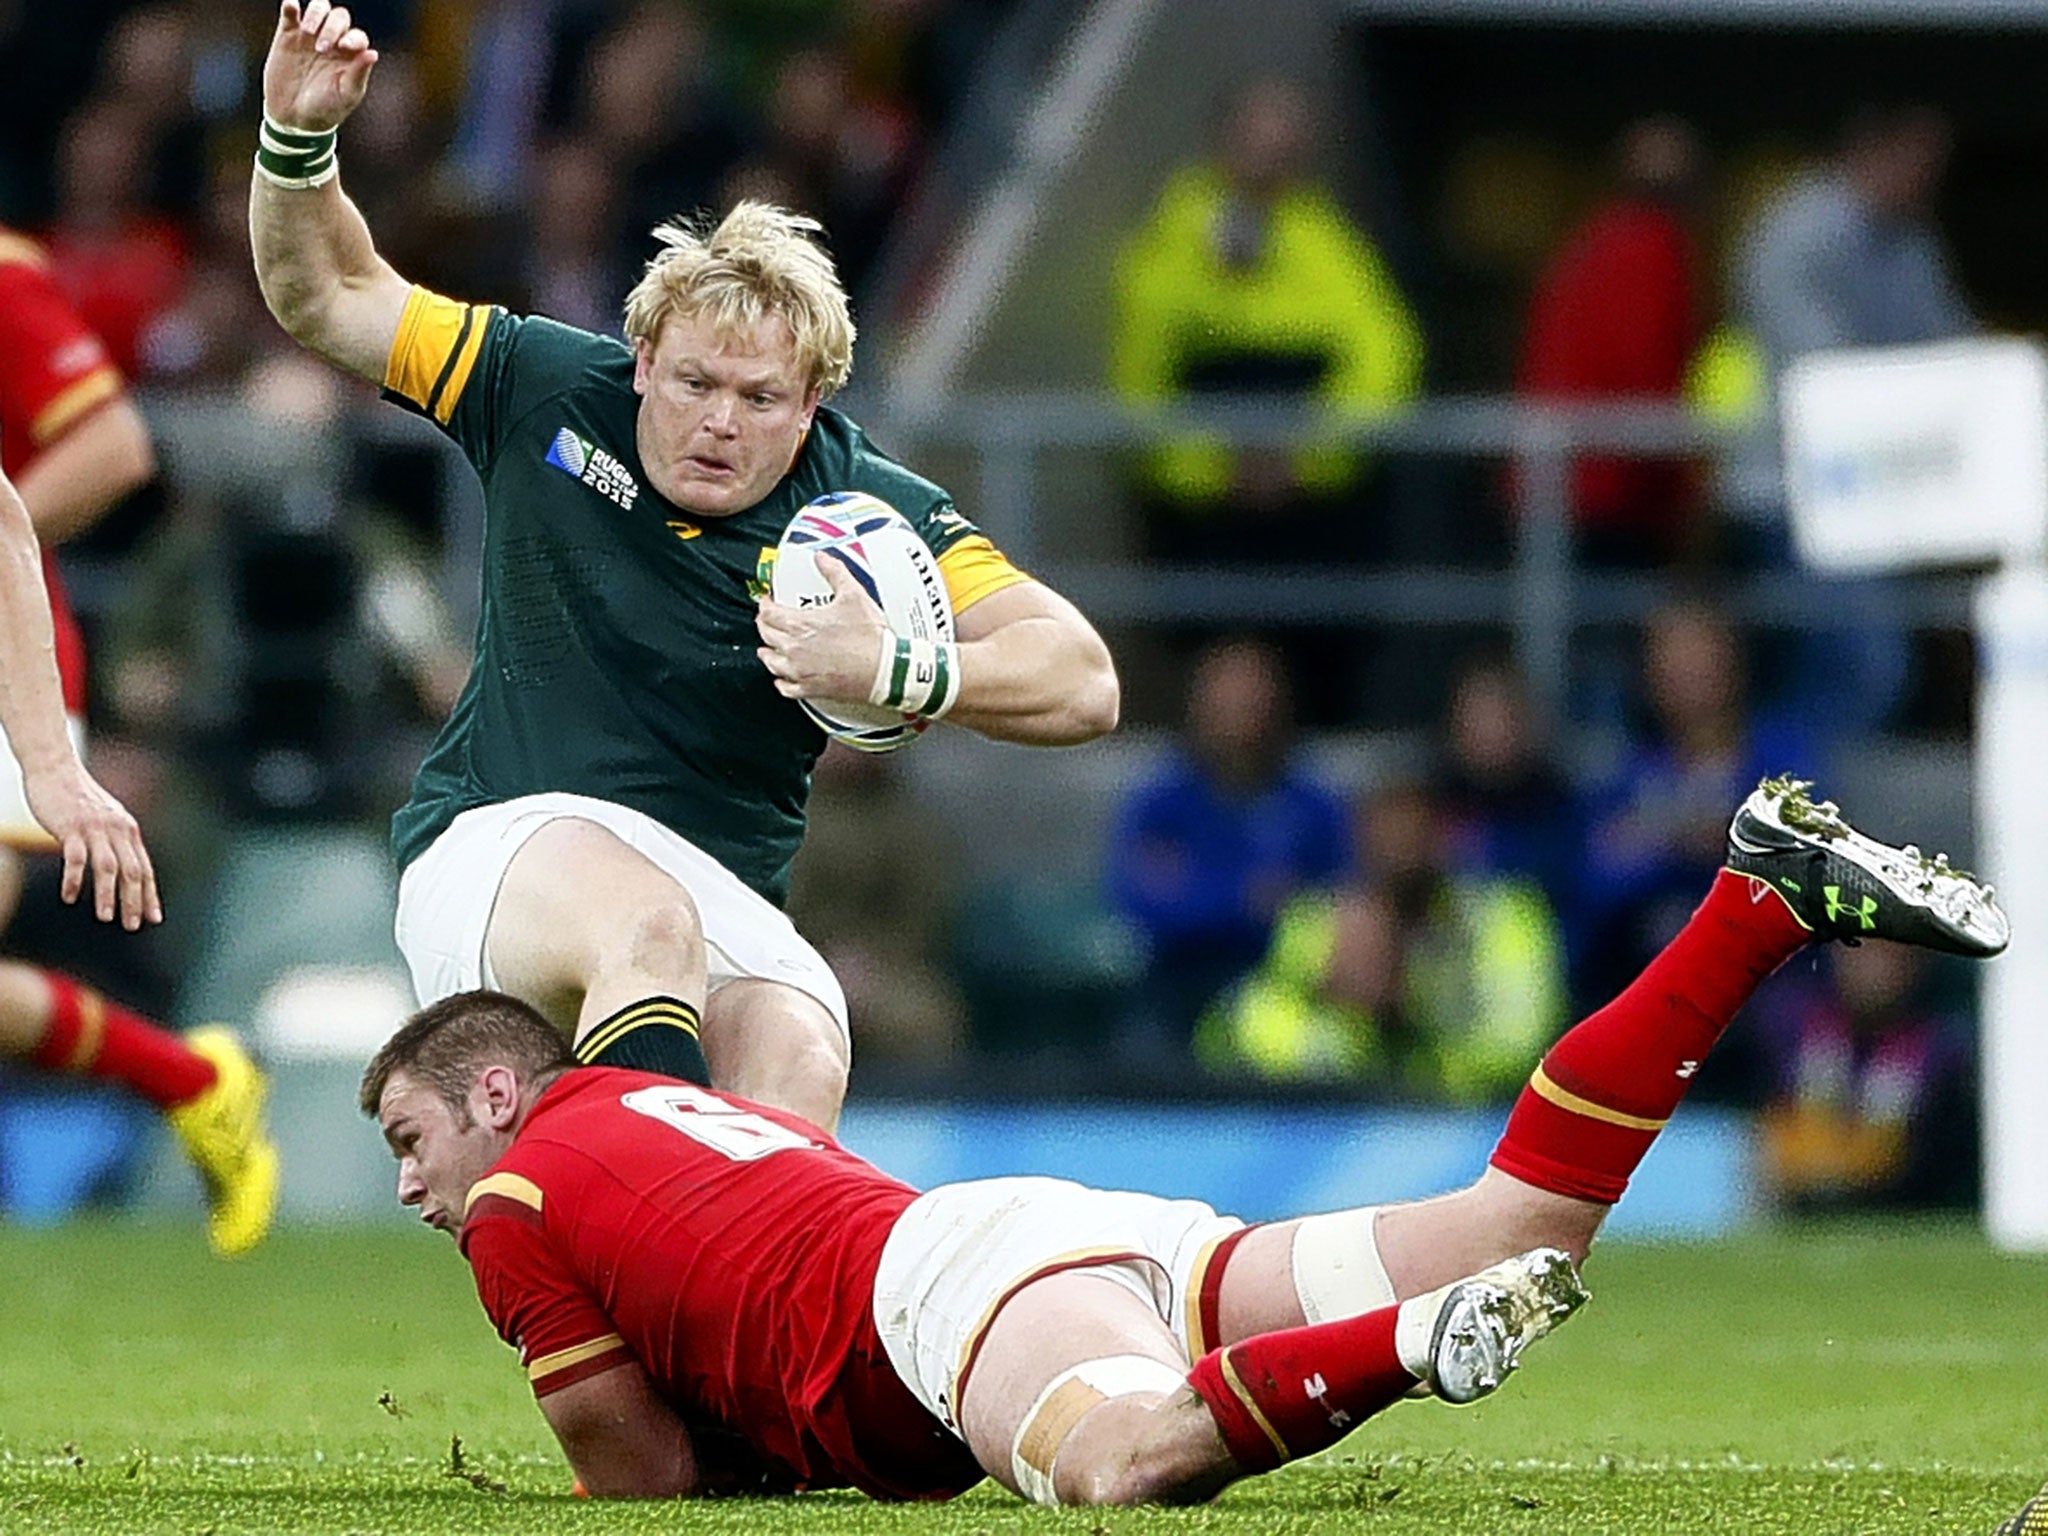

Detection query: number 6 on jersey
xmin=621 ymin=1084 xmax=820 ymax=1161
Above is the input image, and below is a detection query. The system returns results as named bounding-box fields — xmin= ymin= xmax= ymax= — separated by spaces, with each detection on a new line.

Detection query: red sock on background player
xmin=1490 ymin=869 xmax=1810 ymax=1203
xmin=26 ymin=968 xmax=217 ymax=1108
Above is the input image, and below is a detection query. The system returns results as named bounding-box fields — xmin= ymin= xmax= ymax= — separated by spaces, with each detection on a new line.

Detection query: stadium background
xmin=0 ymin=0 xmax=2045 ymax=1499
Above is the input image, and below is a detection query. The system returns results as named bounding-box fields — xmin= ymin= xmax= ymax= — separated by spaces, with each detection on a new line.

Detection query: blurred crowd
xmin=0 ymin=2 xmax=1986 ymax=1214
xmin=1 ymin=0 xmax=1007 ymax=381
xmin=873 ymin=607 xmax=1970 ymax=1213
xmin=1109 ymin=81 xmax=1972 ymax=738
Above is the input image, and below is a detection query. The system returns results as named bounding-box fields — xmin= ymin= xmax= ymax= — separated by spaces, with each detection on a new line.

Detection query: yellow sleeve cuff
xmin=937 ymin=535 xmax=1030 ymax=615
xmin=384 ymin=285 xmax=493 ymax=424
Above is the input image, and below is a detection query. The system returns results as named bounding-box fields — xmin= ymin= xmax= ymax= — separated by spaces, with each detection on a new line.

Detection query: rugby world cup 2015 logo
xmin=546 ymin=426 xmax=640 ymax=512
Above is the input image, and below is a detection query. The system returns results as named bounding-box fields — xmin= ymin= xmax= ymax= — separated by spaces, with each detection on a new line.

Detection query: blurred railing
xmin=872 ymin=391 xmax=1977 ymax=722
xmin=135 ymin=390 xmax=1978 ymax=726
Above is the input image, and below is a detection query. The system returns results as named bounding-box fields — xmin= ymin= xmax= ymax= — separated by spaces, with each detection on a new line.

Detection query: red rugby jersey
xmin=0 ymin=228 xmax=125 ymax=714
xmin=457 ymin=1068 xmax=982 ymax=1501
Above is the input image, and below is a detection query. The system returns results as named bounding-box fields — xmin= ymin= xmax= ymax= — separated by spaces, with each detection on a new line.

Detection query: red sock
xmin=1186 ymin=1305 xmax=1413 ymax=1473
xmin=1490 ymin=869 xmax=1809 ymax=1203
xmin=26 ymin=971 xmax=217 ymax=1110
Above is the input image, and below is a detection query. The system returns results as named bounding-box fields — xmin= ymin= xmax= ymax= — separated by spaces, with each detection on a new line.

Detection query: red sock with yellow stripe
xmin=1490 ymin=869 xmax=1809 ymax=1203
xmin=26 ymin=970 xmax=217 ymax=1109
xmin=1186 ymin=1305 xmax=1413 ymax=1473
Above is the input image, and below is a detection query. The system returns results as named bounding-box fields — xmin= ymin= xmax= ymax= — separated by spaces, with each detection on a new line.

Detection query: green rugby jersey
xmin=380 ymin=288 xmax=1027 ymax=903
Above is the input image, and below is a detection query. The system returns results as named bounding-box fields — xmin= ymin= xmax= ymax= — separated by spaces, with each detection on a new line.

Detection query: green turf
xmin=0 ymin=1218 xmax=2039 ymax=1533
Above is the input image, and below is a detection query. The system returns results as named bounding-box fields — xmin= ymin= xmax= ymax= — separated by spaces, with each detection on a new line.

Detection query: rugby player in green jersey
xmin=249 ymin=1 xmax=1119 ymax=1131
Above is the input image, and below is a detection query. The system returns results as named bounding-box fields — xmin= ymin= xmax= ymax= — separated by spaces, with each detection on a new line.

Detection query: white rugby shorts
xmin=871 ymin=1175 xmax=1244 ymax=1431
xmin=393 ymin=791 xmax=847 ymax=1036
xmin=0 ymin=714 xmax=83 ymax=851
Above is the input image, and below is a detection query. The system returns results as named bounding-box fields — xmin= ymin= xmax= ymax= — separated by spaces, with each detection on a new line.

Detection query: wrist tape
xmin=869 ymin=633 xmax=961 ymax=719
xmin=255 ymin=116 xmax=339 ymax=189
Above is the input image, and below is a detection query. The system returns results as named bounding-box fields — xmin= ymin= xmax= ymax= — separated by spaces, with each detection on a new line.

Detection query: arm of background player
xmin=538 ymin=1359 xmax=705 ymax=1499
xmin=13 ymin=394 xmax=155 ymax=545
xmin=943 ymin=578 xmax=1121 ymax=746
xmin=0 ymin=468 xmax=158 ymax=926
xmin=248 ymin=1 xmax=411 ymax=384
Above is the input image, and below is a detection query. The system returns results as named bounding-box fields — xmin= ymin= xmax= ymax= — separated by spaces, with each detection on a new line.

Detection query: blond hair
xmin=622 ymin=202 xmax=856 ymax=397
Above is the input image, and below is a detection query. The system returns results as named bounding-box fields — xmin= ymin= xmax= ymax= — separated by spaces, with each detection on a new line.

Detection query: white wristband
xmin=253 ymin=155 xmax=339 ymax=190
xmin=254 ymin=115 xmax=339 ymax=189
xmin=868 ymin=633 xmax=961 ymax=720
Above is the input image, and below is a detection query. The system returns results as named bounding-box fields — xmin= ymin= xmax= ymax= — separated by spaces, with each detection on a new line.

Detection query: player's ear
xmin=477 ymin=1064 xmax=522 ymax=1130
xmin=633 ymin=338 xmax=653 ymax=397
xmin=797 ymin=387 xmax=820 ymax=432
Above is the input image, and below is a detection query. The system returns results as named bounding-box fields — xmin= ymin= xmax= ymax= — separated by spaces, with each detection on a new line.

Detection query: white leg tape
xmin=1291 ymin=1206 xmax=1395 ymax=1324
xmin=1011 ymin=1353 xmax=1187 ymax=1507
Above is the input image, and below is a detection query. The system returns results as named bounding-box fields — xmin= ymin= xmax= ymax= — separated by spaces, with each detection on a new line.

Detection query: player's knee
xmin=749 ymin=1013 xmax=847 ymax=1129
xmin=1067 ymin=1444 xmax=1173 ymax=1506
xmin=1012 ymin=1358 xmax=1201 ymax=1508
xmin=701 ymin=982 xmax=847 ymax=1127
xmin=782 ymin=1012 xmax=849 ymax=1087
xmin=609 ymin=889 xmax=706 ymax=975
xmin=1110 ymin=1455 xmax=1214 ymax=1507
xmin=0 ymin=959 xmax=51 ymax=1023
xmin=1059 ymin=1422 xmax=1223 ymax=1507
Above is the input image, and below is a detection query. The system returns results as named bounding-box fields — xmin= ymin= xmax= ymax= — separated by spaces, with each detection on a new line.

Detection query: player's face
xmin=377 ymin=1071 xmax=513 ymax=1239
xmin=633 ymin=309 xmax=821 ymax=518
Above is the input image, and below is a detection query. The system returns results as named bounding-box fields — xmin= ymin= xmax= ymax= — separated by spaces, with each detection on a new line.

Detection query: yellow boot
xmin=165 ymin=1027 xmax=280 ymax=1257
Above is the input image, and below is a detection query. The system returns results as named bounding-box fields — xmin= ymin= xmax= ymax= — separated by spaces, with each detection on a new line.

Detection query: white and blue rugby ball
xmin=771 ymin=492 xmax=955 ymax=753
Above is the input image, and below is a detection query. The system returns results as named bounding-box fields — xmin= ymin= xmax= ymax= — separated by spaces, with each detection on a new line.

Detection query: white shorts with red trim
xmin=0 ymin=713 xmax=83 ymax=851
xmin=393 ymin=791 xmax=847 ymax=1036
xmin=871 ymin=1175 xmax=1243 ymax=1432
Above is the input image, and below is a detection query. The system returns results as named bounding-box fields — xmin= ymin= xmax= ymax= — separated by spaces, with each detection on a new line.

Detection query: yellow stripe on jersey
xmin=937 ymin=535 xmax=1030 ymax=616
xmin=31 ymin=368 xmax=122 ymax=447
xmin=464 ymin=1170 xmax=545 ymax=1216
xmin=385 ymin=286 xmax=493 ymax=425
xmin=527 ymin=1333 xmax=625 ymax=1383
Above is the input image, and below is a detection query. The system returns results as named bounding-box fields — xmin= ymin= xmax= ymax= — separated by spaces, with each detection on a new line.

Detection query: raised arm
xmin=0 ymin=467 xmax=157 ymax=927
xmin=249 ymin=0 xmax=410 ymax=382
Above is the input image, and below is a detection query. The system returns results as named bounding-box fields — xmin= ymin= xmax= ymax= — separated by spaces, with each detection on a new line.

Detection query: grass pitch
xmin=0 ymin=1218 xmax=2039 ymax=1534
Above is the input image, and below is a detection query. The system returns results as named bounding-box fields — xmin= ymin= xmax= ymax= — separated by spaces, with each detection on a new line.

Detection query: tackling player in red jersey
xmin=445 ymin=1066 xmax=977 ymax=1500
xmin=0 ymin=227 xmax=278 ymax=1255
xmin=364 ymin=782 xmax=2004 ymax=1506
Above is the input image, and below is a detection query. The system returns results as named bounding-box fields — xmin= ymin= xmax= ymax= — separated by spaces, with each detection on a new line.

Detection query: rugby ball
xmin=770 ymin=492 xmax=955 ymax=752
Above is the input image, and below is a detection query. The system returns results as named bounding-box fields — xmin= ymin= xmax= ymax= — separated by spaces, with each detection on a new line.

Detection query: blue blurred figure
xmin=1429 ymin=653 xmax=1581 ymax=929
xmin=1107 ymin=638 xmax=1349 ymax=1059
xmin=1576 ymin=600 xmax=1825 ymax=1031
